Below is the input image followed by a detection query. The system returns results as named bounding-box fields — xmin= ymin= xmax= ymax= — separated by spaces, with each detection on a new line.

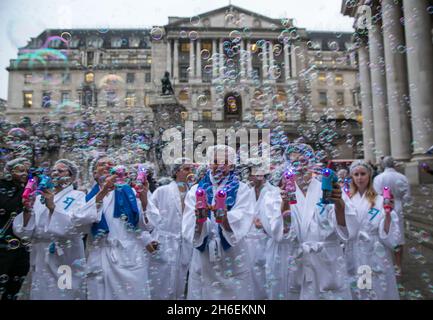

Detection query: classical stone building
xmin=342 ymin=0 xmax=433 ymax=183
xmin=5 ymin=4 xmax=362 ymax=159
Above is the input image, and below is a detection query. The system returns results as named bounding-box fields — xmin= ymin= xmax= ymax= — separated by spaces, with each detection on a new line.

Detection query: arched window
xmin=224 ymin=92 xmax=242 ymax=120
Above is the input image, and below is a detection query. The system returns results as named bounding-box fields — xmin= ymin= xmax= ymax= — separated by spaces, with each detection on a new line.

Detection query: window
xmin=180 ymin=42 xmax=191 ymax=52
xmin=277 ymin=90 xmax=287 ymax=103
xmin=23 ymin=92 xmax=33 ymax=108
xmin=111 ymin=37 xmax=123 ymax=48
xmin=179 ymin=90 xmax=189 ymax=101
xmin=125 ymin=92 xmax=136 ymax=107
xmin=202 ymin=42 xmax=212 ymax=52
xmin=42 ymin=92 xmax=51 ymax=108
xmin=335 ymin=74 xmax=343 ymax=85
xmin=318 ymin=73 xmax=326 ymax=85
xmin=126 ymin=73 xmax=135 ymax=84
xmin=336 ymin=91 xmax=345 ymax=107
xmin=24 ymin=74 xmax=32 ymax=84
xmin=352 ymin=90 xmax=359 ymax=107
xmin=255 ymin=111 xmax=264 ymax=121
xmin=87 ymin=51 xmax=94 ymax=66
xmin=145 ymin=73 xmax=151 ymax=83
xmin=319 ymin=91 xmax=327 ymax=106
xmin=43 ymin=73 xmax=53 ymax=82
xmin=130 ymin=37 xmax=140 ymax=48
xmin=61 ymin=92 xmax=71 ymax=104
xmin=87 ymin=37 xmax=103 ymax=48
xmin=252 ymin=67 xmax=261 ymax=80
xmin=180 ymin=65 xmax=189 ymax=81
xmin=202 ymin=110 xmax=212 ymax=121
xmin=62 ymin=72 xmax=71 ymax=84
xmin=85 ymin=72 xmax=94 ymax=83
xmin=277 ymin=110 xmax=286 ymax=121
xmin=106 ymin=90 xmax=116 ymax=107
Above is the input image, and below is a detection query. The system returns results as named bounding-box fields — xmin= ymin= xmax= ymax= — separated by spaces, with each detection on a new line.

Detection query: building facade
xmin=342 ymin=0 xmax=433 ymax=183
xmin=6 ymin=4 xmax=362 ymax=159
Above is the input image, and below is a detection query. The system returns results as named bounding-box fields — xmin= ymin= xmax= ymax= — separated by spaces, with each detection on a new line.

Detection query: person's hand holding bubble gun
xmin=282 ymin=168 xmax=297 ymax=205
xmin=22 ymin=173 xmax=38 ymax=209
xmin=195 ymin=187 xmax=208 ymax=224
xmin=35 ymin=175 xmax=54 ymax=205
xmin=214 ymin=189 xmax=227 ymax=224
xmin=134 ymin=164 xmax=148 ymax=197
xmin=383 ymin=186 xmax=394 ymax=215
xmin=321 ymin=168 xmax=338 ymax=204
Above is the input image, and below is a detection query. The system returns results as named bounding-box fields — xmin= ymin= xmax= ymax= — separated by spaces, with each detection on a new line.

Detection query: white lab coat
xmin=68 ymin=186 xmax=157 ymax=300
xmin=373 ymin=168 xmax=411 ymax=245
xmin=292 ymin=178 xmax=352 ymax=300
xmin=255 ymin=182 xmax=302 ymax=300
xmin=343 ymin=191 xmax=400 ymax=300
xmin=182 ymin=175 xmax=255 ymax=300
xmin=244 ymin=182 xmax=273 ymax=300
xmin=13 ymin=185 xmax=91 ymax=300
xmin=148 ymin=181 xmax=193 ymax=299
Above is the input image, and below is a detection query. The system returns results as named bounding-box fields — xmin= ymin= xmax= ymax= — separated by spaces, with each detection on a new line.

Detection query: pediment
xmin=166 ymin=5 xmax=282 ymax=29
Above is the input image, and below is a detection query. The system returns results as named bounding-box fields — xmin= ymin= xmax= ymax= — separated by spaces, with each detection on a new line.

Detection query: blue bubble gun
xmin=321 ymin=168 xmax=337 ymax=204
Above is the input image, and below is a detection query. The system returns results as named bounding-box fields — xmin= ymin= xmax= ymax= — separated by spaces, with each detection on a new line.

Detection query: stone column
xmin=284 ymin=41 xmax=290 ymax=80
xmin=189 ymin=39 xmax=195 ymax=81
xmin=196 ymin=39 xmax=202 ymax=81
xmin=173 ymin=39 xmax=179 ymax=80
xmin=212 ymin=39 xmax=218 ymax=78
xmin=240 ymin=40 xmax=246 ymax=79
xmin=166 ymin=39 xmax=172 ymax=77
xmin=269 ymin=41 xmax=276 ymax=82
xmin=381 ymin=0 xmax=412 ymax=161
xmin=262 ymin=40 xmax=268 ymax=81
xmin=290 ymin=44 xmax=298 ymax=77
xmin=368 ymin=22 xmax=391 ymax=160
xmin=358 ymin=44 xmax=376 ymax=163
xmin=219 ymin=39 xmax=225 ymax=78
xmin=403 ymin=0 xmax=433 ymax=157
xmin=247 ymin=41 xmax=253 ymax=79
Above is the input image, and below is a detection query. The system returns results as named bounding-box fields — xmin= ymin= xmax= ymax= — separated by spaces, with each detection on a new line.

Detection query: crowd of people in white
xmin=1 ymin=144 xmax=411 ymax=300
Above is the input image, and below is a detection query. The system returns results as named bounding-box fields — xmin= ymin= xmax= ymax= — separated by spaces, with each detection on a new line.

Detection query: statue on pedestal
xmin=161 ymin=71 xmax=174 ymax=96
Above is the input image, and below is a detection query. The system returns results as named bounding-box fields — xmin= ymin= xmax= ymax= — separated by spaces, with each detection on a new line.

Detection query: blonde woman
xmin=342 ymin=160 xmax=400 ymax=300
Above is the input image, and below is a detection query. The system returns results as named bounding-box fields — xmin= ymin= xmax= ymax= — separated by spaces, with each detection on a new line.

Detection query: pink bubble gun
xmin=136 ymin=164 xmax=147 ymax=185
xmin=283 ymin=168 xmax=297 ymax=205
xmin=22 ymin=174 xmax=38 ymax=201
xmin=215 ymin=189 xmax=227 ymax=224
xmin=383 ymin=186 xmax=393 ymax=214
xmin=195 ymin=188 xmax=208 ymax=223
xmin=134 ymin=164 xmax=147 ymax=196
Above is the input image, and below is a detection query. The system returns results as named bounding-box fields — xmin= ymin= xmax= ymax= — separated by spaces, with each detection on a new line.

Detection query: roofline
xmin=165 ymin=4 xmax=281 ymax=27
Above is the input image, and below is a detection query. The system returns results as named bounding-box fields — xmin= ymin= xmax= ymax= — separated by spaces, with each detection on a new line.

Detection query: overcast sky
xmin=0 ymin=0 xmax=354 ymax=100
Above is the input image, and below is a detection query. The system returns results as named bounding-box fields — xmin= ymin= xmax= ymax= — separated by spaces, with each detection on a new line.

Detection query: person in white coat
xmin=65 ymin=154 xmax=159 ymax=300
xmin=182 ymin=145 xmax=255 ymax=300
xmin=148 ymin=158 xmax=194 ymax=299
xmin=257 ymin=168 xmax=302 ymax=300
xmin=373 ymin=156 xmax=411 ymax=276
xmin=343 ymin=160 xmax=400 ymax=300
xmin=283 ymin=143 xmax=352 ymax=300
xmin=244 ymin=163 xmax=272 ymax=300
xmin=13 ymin=159 xmax=91 ymax=300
